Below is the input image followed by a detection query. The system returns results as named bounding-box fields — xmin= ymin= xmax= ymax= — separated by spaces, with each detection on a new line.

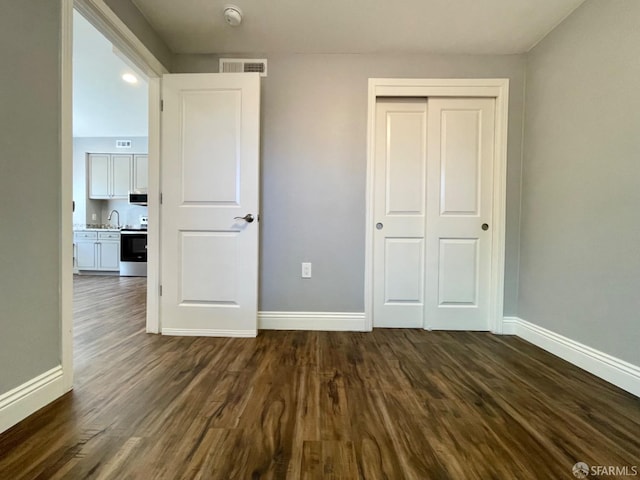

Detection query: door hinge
xmin=160 ymin=193 xmax=163 ymax=204
xmin=160 ymin=100 xmax=164 ymax=112
xmin=159 ymin=285 xmax=163 ymax=296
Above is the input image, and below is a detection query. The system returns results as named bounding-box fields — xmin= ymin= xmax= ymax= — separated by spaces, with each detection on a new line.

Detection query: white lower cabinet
xmin=76 ymin=234 xmax=98 ymax=269
xmin=74 ymin=231 xmax=121 ymax=272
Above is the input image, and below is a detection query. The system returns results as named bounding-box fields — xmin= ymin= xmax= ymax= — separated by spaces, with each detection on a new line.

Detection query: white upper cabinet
xmin=88 ymin=153 xmax=148 ymax=199
xmin=88 ymin=154 xmax=110 ymax=198
xmin=132 ymin=154 xmax=148 ymax=191
xmin=112 ymin=155 xmax=132 ymax=197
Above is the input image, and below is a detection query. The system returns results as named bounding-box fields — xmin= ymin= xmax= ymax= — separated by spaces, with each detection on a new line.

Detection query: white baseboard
xmin=503 ymin=317 xmax=640 ymax=398
xmin=0 ymin=366 xmax=66 ymax=434
xmin=259 ymin=311 xmax=367 ymax=331
xmin=502 ymin=316 xmax=519 ymax=335
xmin=161 ymin=328 xmax=257 ymax=338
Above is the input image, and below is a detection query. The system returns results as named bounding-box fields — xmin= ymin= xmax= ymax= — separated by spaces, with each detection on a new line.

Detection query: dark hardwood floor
xmin=0 ymin=276 xmax=638 ymax=479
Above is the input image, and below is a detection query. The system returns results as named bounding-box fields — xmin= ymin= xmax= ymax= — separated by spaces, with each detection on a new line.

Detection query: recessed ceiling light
xmin=122 ymin=73 xmax=138 ymax=84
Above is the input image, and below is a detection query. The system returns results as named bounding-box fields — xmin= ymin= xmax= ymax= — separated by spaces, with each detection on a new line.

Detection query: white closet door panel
xmin=426 ymin=98 xmax=495 ymax=331
xmin=373 ymin=99 xmax=427 ymax=328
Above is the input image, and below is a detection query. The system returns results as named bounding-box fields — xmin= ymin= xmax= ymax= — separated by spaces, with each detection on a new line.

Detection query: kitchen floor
xmin=0 ymin=276 xmax=638 ymax=478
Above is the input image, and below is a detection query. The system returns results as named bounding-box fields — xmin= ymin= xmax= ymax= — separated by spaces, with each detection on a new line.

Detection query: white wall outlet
xmin=91 ymin=213 xmax=97 ymax=221
xmin=301 ymin=262 xmax=312 ymax=278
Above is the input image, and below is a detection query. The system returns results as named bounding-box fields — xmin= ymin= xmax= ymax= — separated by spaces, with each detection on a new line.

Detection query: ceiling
xmin=72 ymin=0 xmax=586 ymax=137
xmin=73 ymin=10 xmax=148 ymax=138
xmin=131 ymin=0 xmax=586 ymax=55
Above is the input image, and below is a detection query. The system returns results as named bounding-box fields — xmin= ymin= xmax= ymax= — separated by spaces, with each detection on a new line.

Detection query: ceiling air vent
xmin=219 ymin=58 xmax=267 ymax=77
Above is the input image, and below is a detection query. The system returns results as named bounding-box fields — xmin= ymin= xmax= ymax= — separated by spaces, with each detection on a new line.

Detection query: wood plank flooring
xmin=0 ymin=275 xmax=638 ymax=479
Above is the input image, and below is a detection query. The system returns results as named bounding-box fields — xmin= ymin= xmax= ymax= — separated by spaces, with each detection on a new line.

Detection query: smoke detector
xmin=223 ymin=5 xmax=243 ymax=26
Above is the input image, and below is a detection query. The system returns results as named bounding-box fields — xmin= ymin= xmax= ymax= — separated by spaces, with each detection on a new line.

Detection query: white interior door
xmin=426 ymin=98 xmax=495 ymax=330
xmin=372 ymin=97 xmax=495 ymax=330
xmin=160 ymin=73 xmax=260 ymax=336
xmin=373 ymin=99 xmax=428 ymax=327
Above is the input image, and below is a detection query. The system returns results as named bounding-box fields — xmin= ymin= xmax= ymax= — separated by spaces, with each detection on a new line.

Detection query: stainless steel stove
xmin=120 ymin=216 xmax=148 ymax=277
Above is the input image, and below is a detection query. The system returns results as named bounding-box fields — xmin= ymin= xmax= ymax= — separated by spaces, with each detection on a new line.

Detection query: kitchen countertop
xmin=74 ymin=224 xmax=121 ymax=232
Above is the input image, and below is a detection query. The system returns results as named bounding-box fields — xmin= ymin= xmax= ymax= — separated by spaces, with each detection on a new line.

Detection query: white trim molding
xmin=0 ymin=367 xmax=65 ymax=434
xmin=161 ymin=329 xmax=257 ymax=338
xmin=365 ymin=78 xmax=509 ymax=334
xmin=259 ymin=312 xmax=367 ymax=331
xmin=503 ymin=317 xmax=640 ymax=398
xmin=74 ymin=0 xmax=169 ymax=76
xmin=61 ymin=0 xmax=74 ymax=393
xmin=145 ymin=76 xmax=161 ymax=334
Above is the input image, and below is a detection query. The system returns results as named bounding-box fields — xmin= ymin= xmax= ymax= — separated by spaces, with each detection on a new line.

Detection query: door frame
xmin=61 ymin=0 xmax=168 ymax=390
xmin=364 ymin=78 xmax=509 ymax=334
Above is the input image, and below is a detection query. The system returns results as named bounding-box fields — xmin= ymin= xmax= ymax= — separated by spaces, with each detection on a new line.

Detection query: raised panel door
xmin=161 ymin=73 xmax=260 ymax=335
xmin=373 ymin=99 xmax=427 ymax=328
xmin=426 ymin=98 xmax=495 ymax=330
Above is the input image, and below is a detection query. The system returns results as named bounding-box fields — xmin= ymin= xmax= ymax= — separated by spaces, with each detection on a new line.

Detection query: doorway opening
xmin=71 ymin=7 xmax=149 ymax=371
xmin=62 ymin=0 xmax=166 ymax=390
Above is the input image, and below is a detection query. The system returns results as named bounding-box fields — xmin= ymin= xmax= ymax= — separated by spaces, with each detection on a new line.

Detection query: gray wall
xmin=103 ymin=0 xmax=173 ymax=71
xmin=519 ymin=0 xmax=640 ymax=364
xmin=174 ymin=53 xmax=526 ymax=314
xmin=0 ymin=0 xmax=62 ymax=392
xmin=73 ymin=136 xmax=148 ymax=226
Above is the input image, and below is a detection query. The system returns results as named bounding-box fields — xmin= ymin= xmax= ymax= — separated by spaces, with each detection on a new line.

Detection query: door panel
xmin=438 ymin=239 xmax=478 ymax=305
xmin=386 ymin=111 xmax=426 ymax=215
xmin=426 ymin=98 xmax=494 ymax=330
xmin=440 ymin=110 xmax=480 ymax=215
xmin=373 ymin=99 xmax=427 ymax=328
xmin=181 ymin=90 xmax=241 ymax=204
xmin=384 ymin=238 xmax=424 ymax=302
xmin=161 ymin=73 xmax=260 ymax=335
xmin=180 ymin=232 xmax=238 ymax=304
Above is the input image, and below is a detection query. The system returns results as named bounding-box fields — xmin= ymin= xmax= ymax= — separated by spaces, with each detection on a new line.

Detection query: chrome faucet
xmin=107 ymin=209 xmax=120 ymax=227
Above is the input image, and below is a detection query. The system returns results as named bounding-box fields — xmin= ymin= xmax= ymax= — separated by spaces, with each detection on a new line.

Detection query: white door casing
xmin=425 ymin=98 xmax=495 ymax=330
xmin=373 ymin=99 xmax=428 ymax=328
xmin=160 ymin=73 xmax=261 ymax=337
xmin=365 ymin=78 xmax=509 ymax=333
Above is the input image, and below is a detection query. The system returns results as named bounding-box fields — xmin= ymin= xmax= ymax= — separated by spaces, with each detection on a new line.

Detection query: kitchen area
xmin=73 ymin=147 xmax=148 ymax=277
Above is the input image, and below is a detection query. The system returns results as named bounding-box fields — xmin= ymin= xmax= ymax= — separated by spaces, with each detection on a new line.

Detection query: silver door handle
xmin=234 ymin=213 xmax=254 ymax=223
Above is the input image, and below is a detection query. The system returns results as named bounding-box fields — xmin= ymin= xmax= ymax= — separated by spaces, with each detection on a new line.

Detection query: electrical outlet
xmin=91 ymin=213 xmax=97 ymax=221
xmin=301 ymin=262 xmax=312 ymax=278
